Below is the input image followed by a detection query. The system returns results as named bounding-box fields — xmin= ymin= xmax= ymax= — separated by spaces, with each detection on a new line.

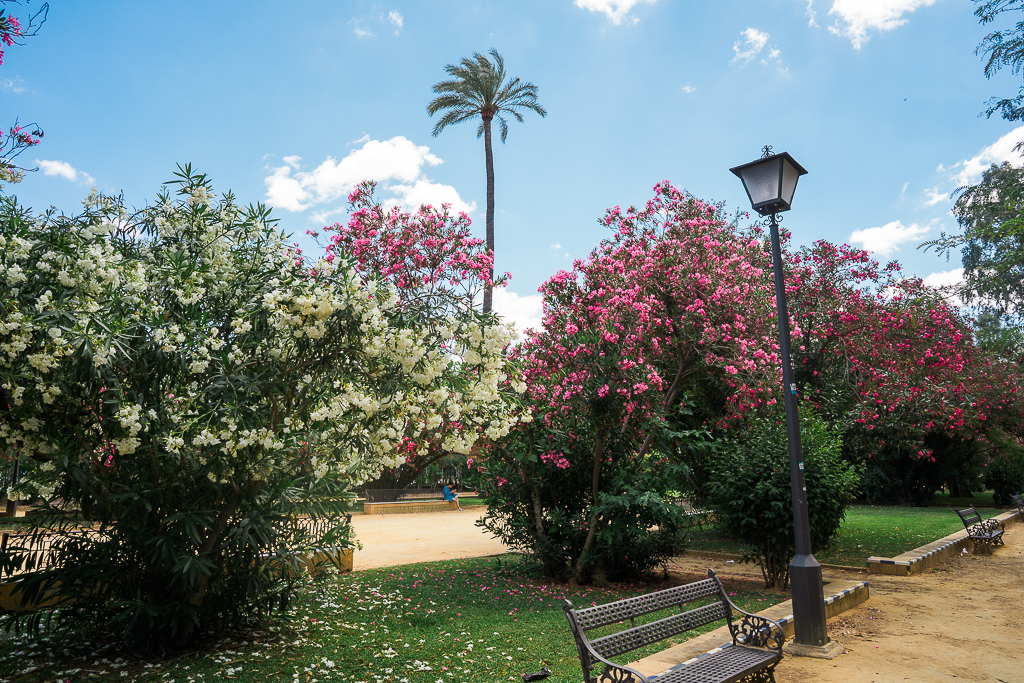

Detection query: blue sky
xmin=3 ymin=0 xmax=1023 ymax=332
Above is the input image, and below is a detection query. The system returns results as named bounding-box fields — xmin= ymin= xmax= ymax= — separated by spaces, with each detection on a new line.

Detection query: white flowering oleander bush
xmin=0 ymin=165 xmax=522 ymax=644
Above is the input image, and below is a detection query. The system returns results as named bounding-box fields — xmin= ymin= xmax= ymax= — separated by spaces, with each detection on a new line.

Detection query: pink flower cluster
xmin=540 ymin=450 xmax=570 ymax=469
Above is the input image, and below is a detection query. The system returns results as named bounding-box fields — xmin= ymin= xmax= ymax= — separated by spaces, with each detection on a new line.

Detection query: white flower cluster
xmin=0 ymin=173 xmax=526 ymax=502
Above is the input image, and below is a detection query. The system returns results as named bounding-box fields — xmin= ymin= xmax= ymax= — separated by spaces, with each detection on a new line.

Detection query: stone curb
xmin=866 ymin=508 xmax=1021 ymax=576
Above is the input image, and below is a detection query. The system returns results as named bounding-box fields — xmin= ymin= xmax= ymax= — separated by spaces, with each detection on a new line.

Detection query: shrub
xmin=983 ymin=430 xmax=1024 ymax=506
xmin=707 ymin=409 xmax=859 ymax=589
xmin=0 ymin=167 xmax=521 ymax=645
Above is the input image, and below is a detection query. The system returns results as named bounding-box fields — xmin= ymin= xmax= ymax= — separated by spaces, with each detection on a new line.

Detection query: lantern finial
xmin=761 ymin=145 xmax=774 ymax=159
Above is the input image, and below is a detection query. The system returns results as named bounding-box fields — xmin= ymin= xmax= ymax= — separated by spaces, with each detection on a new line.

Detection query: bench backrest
xmin=956 ymin=506 xmax=983 ymax=528
xmin=1012 ymin=493 xmax=1024 ymax=513
xmin=564 ymin=574 xmax=731 ymax=668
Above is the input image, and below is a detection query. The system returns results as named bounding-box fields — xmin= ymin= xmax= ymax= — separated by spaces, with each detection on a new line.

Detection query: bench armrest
xmin=727 ymin=609 xmax=785 ymax=654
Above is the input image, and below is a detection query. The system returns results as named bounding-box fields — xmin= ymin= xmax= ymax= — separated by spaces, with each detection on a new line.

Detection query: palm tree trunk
xmin=482 ymin=114 xmax=495 ymax=313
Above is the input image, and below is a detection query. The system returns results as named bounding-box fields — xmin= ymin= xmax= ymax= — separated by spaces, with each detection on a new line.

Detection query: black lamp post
xmin=730 ymin=146 xmax=830 ymax=648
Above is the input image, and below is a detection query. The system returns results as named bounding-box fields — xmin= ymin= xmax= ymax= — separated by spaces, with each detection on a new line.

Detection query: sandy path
xmin=669 ymin=523 xmax=1024 ymax=683
xmin=349 ymin=506 xmax=508 ymax=570
xmin=772 ymin=523 xmax=1024 ymax=683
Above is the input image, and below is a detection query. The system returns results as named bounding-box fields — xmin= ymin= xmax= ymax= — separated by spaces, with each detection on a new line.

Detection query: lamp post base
xmin=790 ymin=553 xmax=829 ymax=646
xmin=784 ymin=639 xmax=844 ymax=659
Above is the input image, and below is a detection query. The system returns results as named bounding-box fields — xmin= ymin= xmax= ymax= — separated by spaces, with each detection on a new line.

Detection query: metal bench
xmin=956 ymin=505 xmax=1005 ymax=554
xmin=563 ymin=569 xmax=784 ymax=683
xmin=665 ymin=497 xmax=714 ymax=529
xmin=1011 ymin=493 xmax=1024 ymax=517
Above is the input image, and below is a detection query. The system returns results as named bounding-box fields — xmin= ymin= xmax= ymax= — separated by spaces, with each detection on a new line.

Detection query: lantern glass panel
xmin=781 ymin=157 xmax=801 ymax=208
xmin=740 ymin=158 xmax=782 ymax=208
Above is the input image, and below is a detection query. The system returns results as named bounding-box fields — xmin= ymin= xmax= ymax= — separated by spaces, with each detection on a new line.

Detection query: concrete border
xmin=866 ymin=509 xmax=1021 ymax=576
xmin=363 ymin=500 xmax=458 ymax=515
xmin=626 ymin=579 xmax=870 ymax=679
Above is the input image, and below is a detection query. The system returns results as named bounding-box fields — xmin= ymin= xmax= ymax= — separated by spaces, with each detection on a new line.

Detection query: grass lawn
xmin=930 ymin=491 xmax=998 ymax=508
xmin=687 ymin=504 xmax=1007 ymax=567
xmin=0 ymin=556 xmax=783 ymax=683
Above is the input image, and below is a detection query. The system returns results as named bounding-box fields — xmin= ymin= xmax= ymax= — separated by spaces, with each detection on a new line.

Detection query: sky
xmin=3 ymin=0 xmax=1024 ymax=334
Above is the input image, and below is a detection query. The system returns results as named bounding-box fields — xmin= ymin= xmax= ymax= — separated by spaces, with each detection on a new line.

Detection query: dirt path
xmin=349 ymin=506 xmax=507 ymax=570
xmin=669 ymin=524 xmax=1024 ymax=683
xmin=776 ymin=522 xmax=1024 ymax=683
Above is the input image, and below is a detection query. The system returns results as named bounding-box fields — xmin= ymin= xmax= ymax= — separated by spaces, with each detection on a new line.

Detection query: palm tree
xmin=427 ymin=49 xmax=546 ymax=313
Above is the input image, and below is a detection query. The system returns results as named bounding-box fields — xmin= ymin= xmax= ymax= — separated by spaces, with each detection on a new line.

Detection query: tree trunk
xmin=482 ymin=114 xmax=495 ymax=314
xmin=571 ymin=431 xmax=605 ymax=584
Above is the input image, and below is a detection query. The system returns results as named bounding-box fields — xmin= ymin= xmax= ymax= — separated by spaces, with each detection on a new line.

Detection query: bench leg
xmin=597 ymin=666 xmax=642 ymax=683
xmin=740 ymin=668 xmax=776 ymax=683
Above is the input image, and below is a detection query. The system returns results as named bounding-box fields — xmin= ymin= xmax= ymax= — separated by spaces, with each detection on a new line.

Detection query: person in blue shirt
xmin=442 ymin=482 xmax=462 ymax=510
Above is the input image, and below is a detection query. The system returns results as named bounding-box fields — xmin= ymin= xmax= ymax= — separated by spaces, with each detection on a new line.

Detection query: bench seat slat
xmin=573 ymin=578 xmax=720 ymax=631
xmin=649 ymin=645 xmax=778 ymax=683
xmin=590 ymin=602 xmax=727 ymax=660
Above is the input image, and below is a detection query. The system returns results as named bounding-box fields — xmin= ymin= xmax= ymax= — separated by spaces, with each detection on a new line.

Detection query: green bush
xmin=985 ymin=454 xmax=1024 ymax=506
xmin=707 ymin=409 xmax=860 ymax=589
xmin=477 ymin=414 xmax=693 ymax=583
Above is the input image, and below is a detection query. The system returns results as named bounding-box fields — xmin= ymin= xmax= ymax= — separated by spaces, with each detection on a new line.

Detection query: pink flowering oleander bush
xmin=785 ymin=239 xmax=1024 ymax=504
xmin=479 ymin=182 xmax=781 ymax=583
xmin=0 ymin=166 xmax=522 ymax=646
xmin=477 ymin=180 xmax=1024 ymax=584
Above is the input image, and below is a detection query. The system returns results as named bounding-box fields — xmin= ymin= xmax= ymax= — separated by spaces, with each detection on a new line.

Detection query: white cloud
xmin=848 ymin=219 xmax=930 ymax=257
xmin=922 ymin=267 xmax=965 ymax=306
xmin=923 ymin=185 xmax=947 ymax=207
xmin=947 ymin=125 xmax=1024 ymax=186
xmin=573 ymin=0 xmax=656 ymax=24
xmin=492 ymin=289 xmax=544 ymax=338
xmin=827 ymin=0 xmax=938 ymax=49
xmin=309 ymin=207 xmax=349 ymax=226
xmin=732 ymin=28 xmax=769 ymax=63
xmin=549 ymin=243 xmax=562 ymax=250
xmin=352 ymin=11 xmax=405 ymax=38
xmin=681 ymin=85 xmax=697 ymax=94
xmin=265 ymin=135 xmax=475 ymax=218
xmin=922 ymin=267 xmax=964 ymax=289
xmin=806 ymin=0 xmax=819 ymax=27
xmin=36 ymin=159 xmax=95 ymax=185
xmin=0 ymin=77 xmax=26 ymax=94
xmin=388 ymin=178 xmax=476 ymax=215
xmin=900 ymin=181 xmax=909 ymax=199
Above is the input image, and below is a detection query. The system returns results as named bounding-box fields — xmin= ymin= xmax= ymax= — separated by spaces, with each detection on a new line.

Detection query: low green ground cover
xmin=688 ymin=504 xmax=1006 ymax=566
xmin=0 ymin=556 xmax=781 ymax=683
